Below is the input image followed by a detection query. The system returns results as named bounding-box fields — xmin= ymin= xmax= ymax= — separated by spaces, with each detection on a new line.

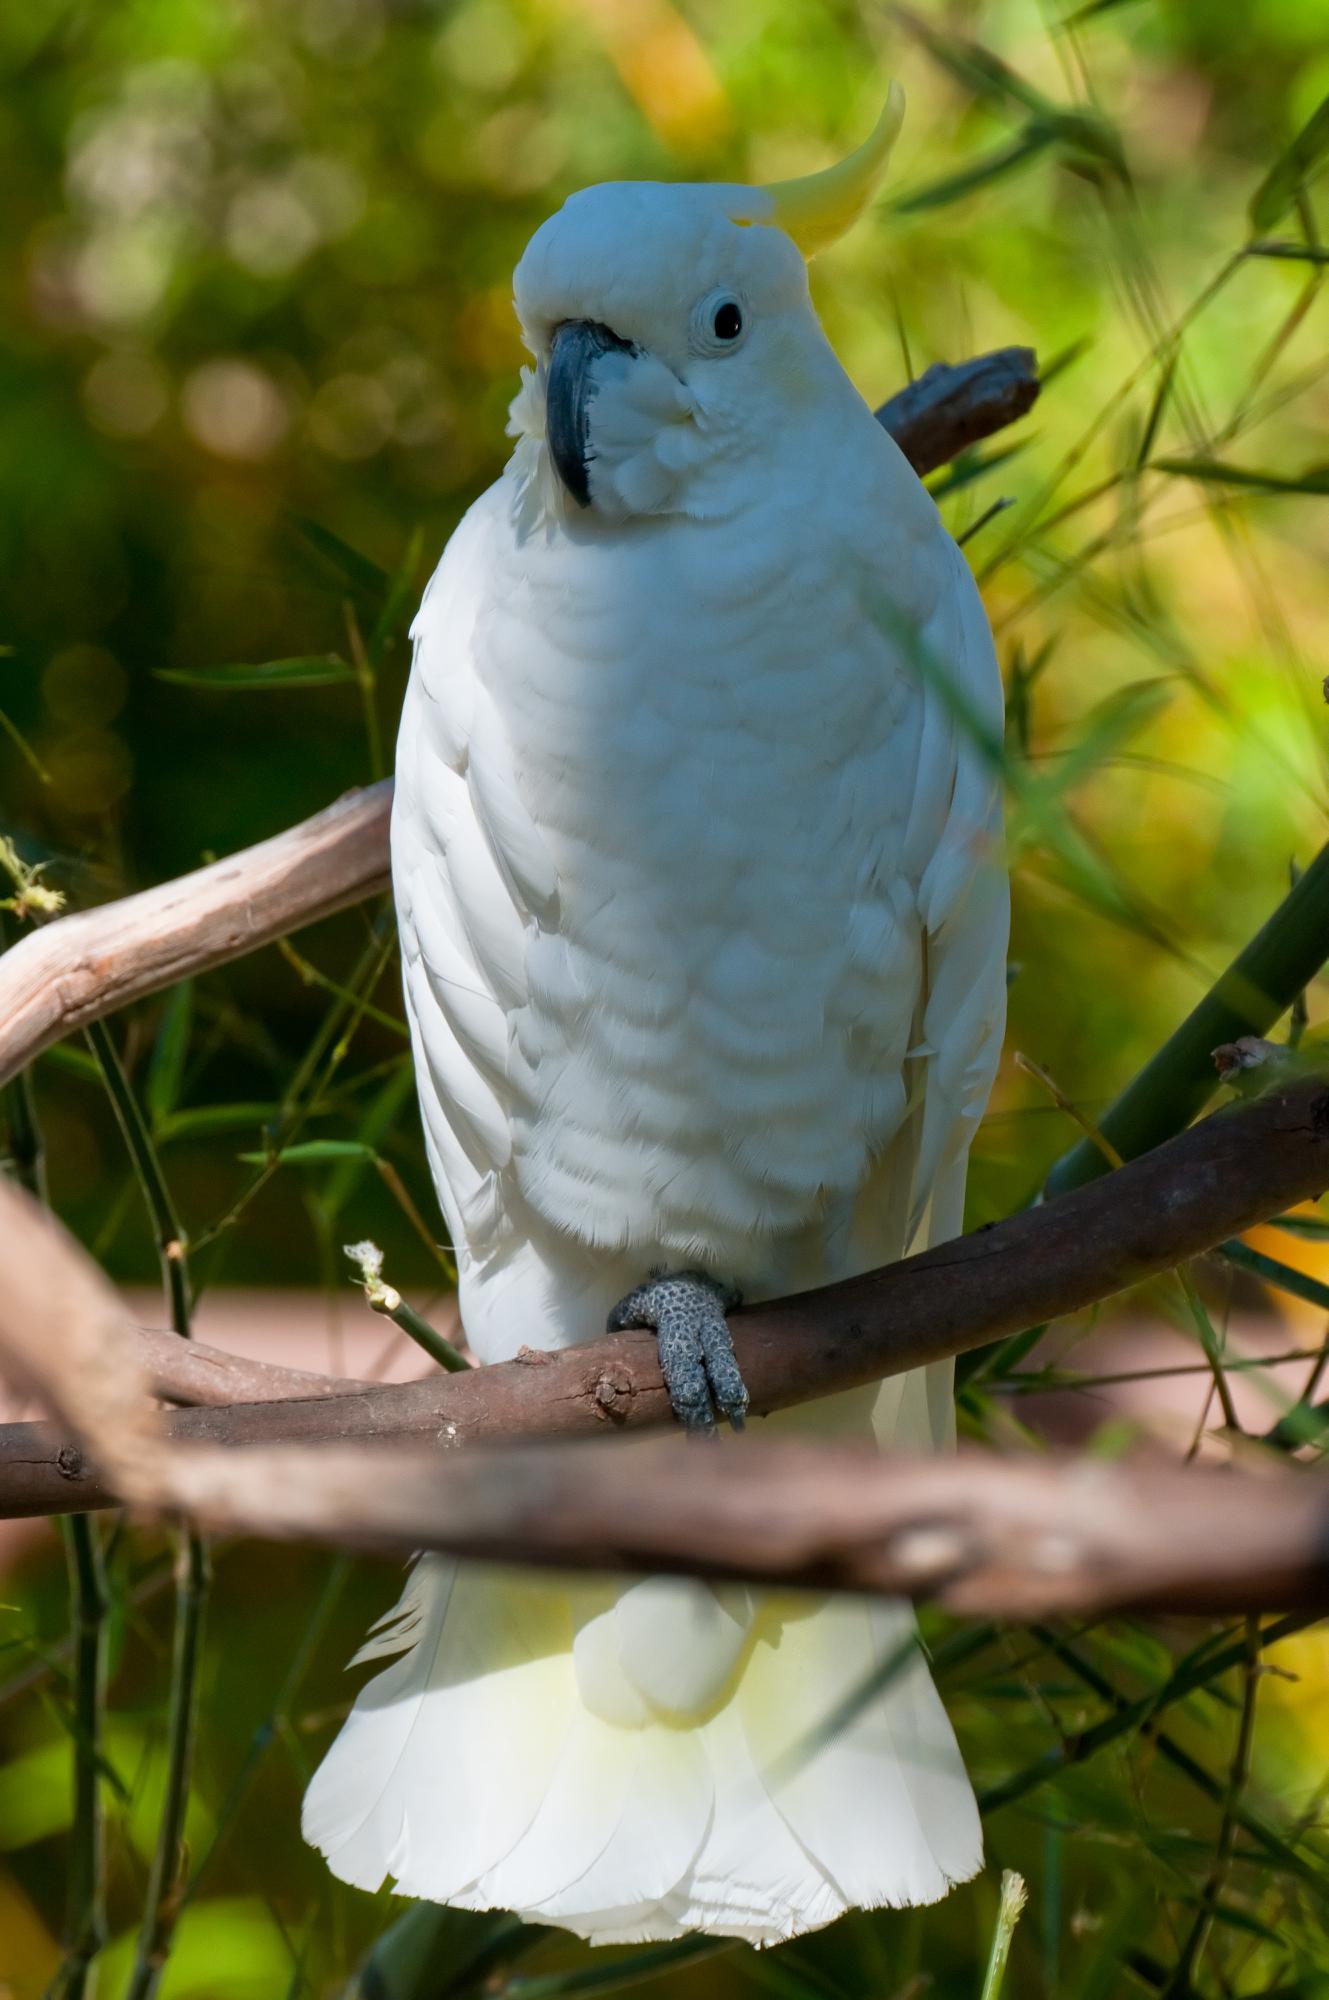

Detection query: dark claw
xmin=607 ymin=1269 xmax=748 ymax=1435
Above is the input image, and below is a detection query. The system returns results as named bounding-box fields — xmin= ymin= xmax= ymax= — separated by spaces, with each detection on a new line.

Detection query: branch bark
xmin=135 ymin=1327 xmax=373 ymax=1407
xmin=4 ymin=1075 xmax=1328 ymax=1523
xmin=0 ymin=780 xmax=392 ymax=1091
xmin=152 ymin=1435 xmax=1329 ymax=1620
xmin=1 ymin=1161 xmax=1328 ymax=1620
xmin=875 ymin=347 xmax=1039 ymax=474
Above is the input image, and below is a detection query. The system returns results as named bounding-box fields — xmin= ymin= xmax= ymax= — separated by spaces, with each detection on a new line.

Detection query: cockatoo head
xmin=508 ymin=86 xmax=904 ymax=522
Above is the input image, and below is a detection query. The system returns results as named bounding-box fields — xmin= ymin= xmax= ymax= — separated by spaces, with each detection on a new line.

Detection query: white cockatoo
xmin=304 ymin=85 xmax=1008 ymax=1947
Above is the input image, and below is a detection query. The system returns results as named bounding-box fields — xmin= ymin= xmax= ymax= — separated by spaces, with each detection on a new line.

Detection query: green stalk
xmin=375 ymin=1291 xmax=468 ymax=1372
xmin=982 ymin=1615 xmax=1315 ymax=1888
xmin=344 ymin=1240 xmax=469 ymax=1372
xmin=979 ymin=1871 xmax=1028 ymax=2000
xmin=1162 ymin=1618 xmax=1262 ymax=1997
xmin=1044 ymin=840 xmax=1329 ymax=1196
xmin=123 ymin=1530 xmax=209 ymax=2000
xmin=3 ymin=916 xmax=110 ymax=2000
xmin=54 ymin=1514 xmax=109 ymax=2000
xmin=180 ymin=1557 xmax=350 ymax=1910
xmin=86 ymin=1019 xmax=210 ymax=2000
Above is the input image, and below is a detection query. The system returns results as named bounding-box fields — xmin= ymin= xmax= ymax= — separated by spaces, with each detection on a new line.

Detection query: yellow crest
xmin=735 ymin=84 xmax=905 ymax=257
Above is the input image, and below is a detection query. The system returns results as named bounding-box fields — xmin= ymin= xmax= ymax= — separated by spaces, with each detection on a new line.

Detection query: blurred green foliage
xmin=5 ymin=0 xmax=1329 ymax=1992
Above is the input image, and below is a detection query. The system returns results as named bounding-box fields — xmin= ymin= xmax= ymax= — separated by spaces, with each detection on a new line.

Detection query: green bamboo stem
xmin=344 ymin=1240 xmax=469 ymax=1372
xmin=981 ymin=1613 xmax=1313 ymax=1887
xmin=54 ymin=1515 xmax=109 ymax=2000
xmin=3 ymin=916 xmax=110 ymax=2000
xmin=180 ymin=1556 xmax=350 ymax=1911
xmin=1044 ymin=840 xmax=1329 ymax=1197
xmin=123 ymin=1530 xmax=210 ymax=2000
xmin=87 ymin=1018 xmax=191 ymax=1338
xmin=86 ymin=1020 xmax=210 ymax=2000
xmin=376 ymin=1291 xmax=469 ymax=1372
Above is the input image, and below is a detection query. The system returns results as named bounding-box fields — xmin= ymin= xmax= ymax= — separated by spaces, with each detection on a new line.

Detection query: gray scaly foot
xmin=607 ymin=1269 xmax=748 ymax=1436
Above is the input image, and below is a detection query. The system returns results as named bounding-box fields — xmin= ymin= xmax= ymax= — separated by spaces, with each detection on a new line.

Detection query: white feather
xmin=307 ymin=169 xmax=1008 ymax=1944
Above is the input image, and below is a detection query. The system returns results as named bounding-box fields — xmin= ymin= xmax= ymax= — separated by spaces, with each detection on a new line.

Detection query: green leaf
xmin=1249 ymin=93 xmax=1329 ymax=233
xmin=147 ymin=981 xmax=194 ymax=1127
xmin=238 ymin=1140 xmax=376 ymax=1164
xmin=893 ymin=130 xmax=1054 ymax=214
xmin=1219 ymin=1237 xmax=1329 ymax=1315
xmin=927 ymin=439 xmax=1029 ymax=500
xmin=155 ymin=655 xmax=356 ymax=690
xmin=1133 ymin=350 xmax=1179 ymax=469
xmin=1064 ymin=0 xmax=1147 ymax=21
xmin=0 ymin=704 xmax=52 ymax=783
xmin=1038 ymin=336 xmax=1093 ymax=385
xmin=1248 ymin=238 xmax=1329 ymax=263
xmin=347 ymin=1908 xmax=547 ymax=2000
xmin=495 ymin=1938 xmax=734 ymax=1998
xmin=156 ymin=1102 xmax=278 ymax=1143
xmin=321 ymin=1061 xmax=416 ymax=1218
xmin=369 ymin=523 xmax=425 ymax=668
xmin=1152 ymin=456 xmax=1329 ymax=496
xmin=896 ymin=12 xmax=1056 ymax=117
xmin=290 ymin=513 xmax=389 ymax=606
xmin=1269 ymin=1210 xmax=1329 ymax=1239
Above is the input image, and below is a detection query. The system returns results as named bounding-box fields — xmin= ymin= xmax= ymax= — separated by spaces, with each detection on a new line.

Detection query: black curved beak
xmin=545 ymin=318 xmax=635 ymax=508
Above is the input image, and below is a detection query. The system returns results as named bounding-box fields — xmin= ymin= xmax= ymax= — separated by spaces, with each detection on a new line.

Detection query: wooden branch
xmin=0 ymin=779 xmax=392 ymax=1091
xmin=4 ymin=1075 xmax=1328 ymax=1521
xmin=150 ymin=1436 xmax=1329 ymax=1620
xmin=135 ymin=1327 xmax=372 ymax=1408
xmin=0 ymin=351 xmax=1037 ymax=1097
xmin=875 ymin=347 xmax=1039 ymax=474
xmin=0 ymin=1150 xmax=1325 ymax=1620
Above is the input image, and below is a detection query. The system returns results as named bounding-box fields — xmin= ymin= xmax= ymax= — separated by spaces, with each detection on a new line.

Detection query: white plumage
xmin=304 ymin=98 xmax=1008 ymax=1946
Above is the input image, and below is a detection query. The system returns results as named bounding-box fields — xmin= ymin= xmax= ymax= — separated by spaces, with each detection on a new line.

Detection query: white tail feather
xmin=303 ymin=1496 xmax=982 ymax=1945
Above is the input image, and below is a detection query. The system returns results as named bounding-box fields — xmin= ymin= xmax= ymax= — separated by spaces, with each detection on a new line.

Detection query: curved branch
xmin=0 ymin=1155 xmax=1326 ymax=1620
xmin=0 ymin=780 xmax=393 ymax=1091
xmin=876 ymin=347 xmax=1039 ymax=473
xmin=4 ymin=1075 xmax=1328 ymax=1519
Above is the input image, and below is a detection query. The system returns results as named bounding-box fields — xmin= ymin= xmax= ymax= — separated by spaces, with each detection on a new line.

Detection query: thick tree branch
xmin=151 ymin=1437 xmax=1329 ymax=1619
xmin=0 ymin=1160 xmax=1326 ymax=1620
xmin=0 ymin=781 xmax=392 ymax=1091
xmin=875 ymin=347 xmax=1039 ymax=474
xmin=3 ymin=1075 xmax=1328 ymax=1524
xmin=0 ymin=350 xmax=1038 ymax=1096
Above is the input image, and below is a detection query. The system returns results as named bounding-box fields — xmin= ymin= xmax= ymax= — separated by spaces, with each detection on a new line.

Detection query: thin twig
xmin=979 ymin=1871 xmax=1028 ymax=2000
xmin=1162 ymin=1616 xmax=1263 ymax=1996
xmin=85 ymin=1025 xmax=210 ymax=2000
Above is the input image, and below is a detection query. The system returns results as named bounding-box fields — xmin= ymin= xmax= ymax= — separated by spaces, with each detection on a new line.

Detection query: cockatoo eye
xmin=690 ymin=290 xmax=748 ymax=356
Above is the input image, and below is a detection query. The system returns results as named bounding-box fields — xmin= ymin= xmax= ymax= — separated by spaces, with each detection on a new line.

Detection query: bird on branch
xmin=303 ymin=83 xmax=1010 ymax=1946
